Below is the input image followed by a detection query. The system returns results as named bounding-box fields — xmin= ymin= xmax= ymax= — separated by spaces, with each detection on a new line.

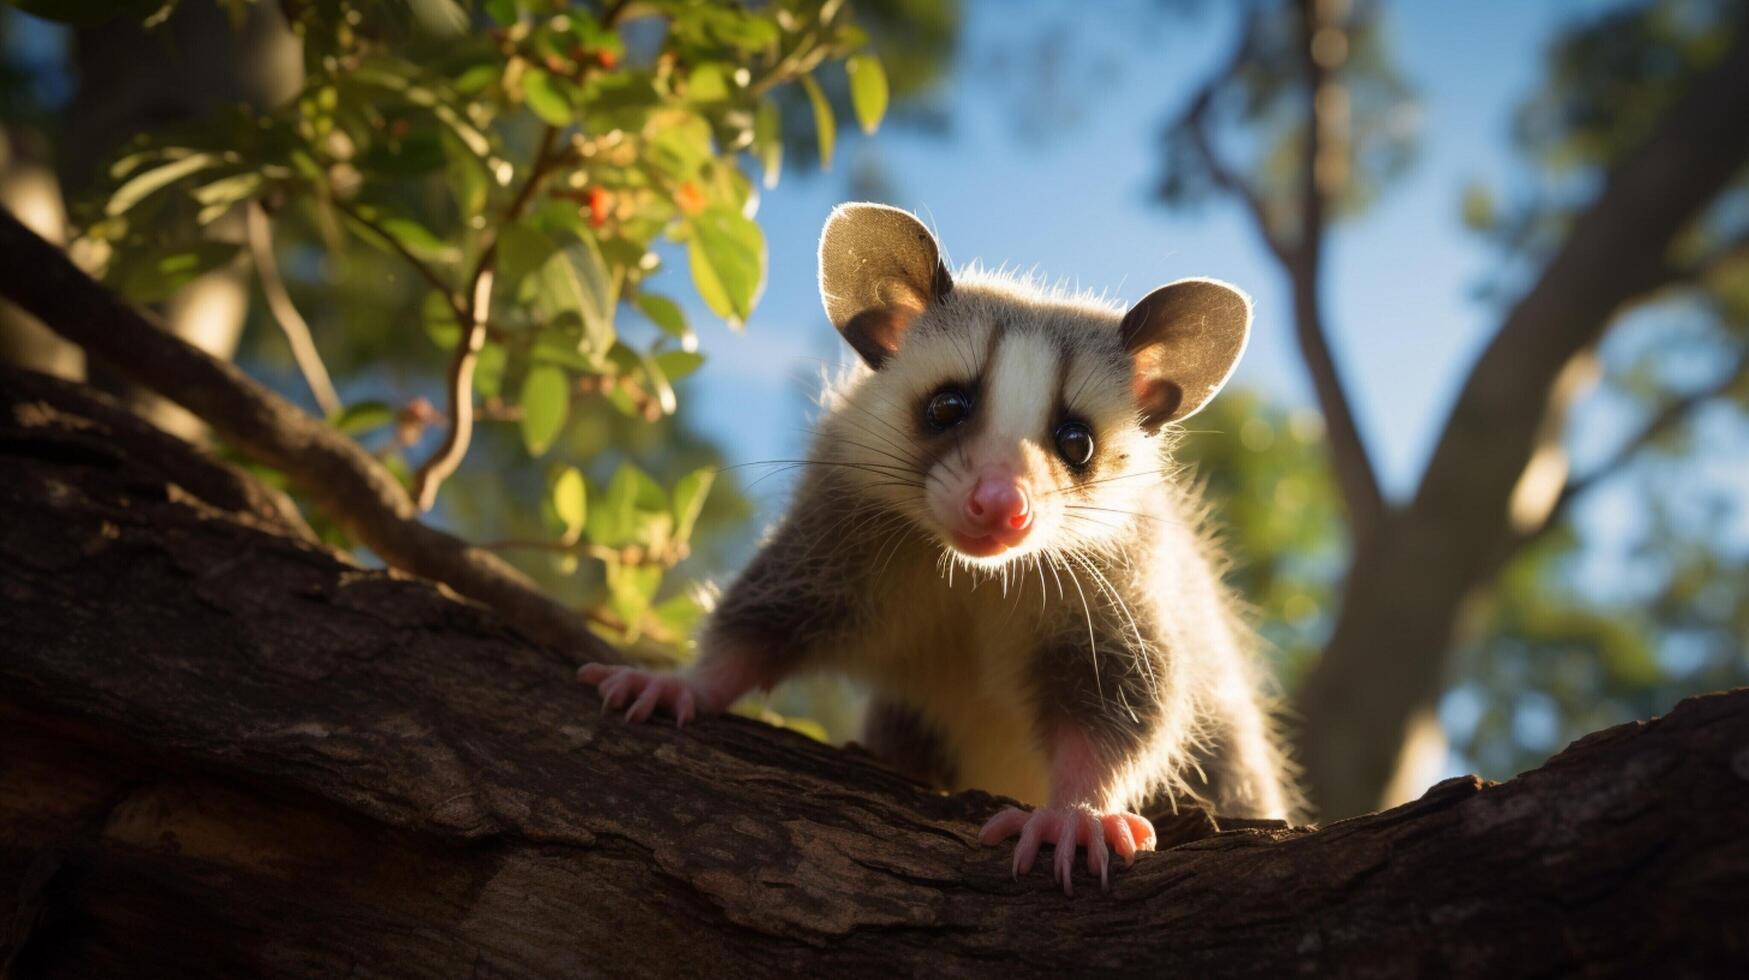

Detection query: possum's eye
xmin=1054 ymin=421 xmax=1095 ymax=468
xmin=924 ymin=387 xmax=972 ymax=430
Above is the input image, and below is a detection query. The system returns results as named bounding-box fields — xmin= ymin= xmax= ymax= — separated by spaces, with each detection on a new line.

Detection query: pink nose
xmin=965 ymin=475 xmax=1032 ymax=536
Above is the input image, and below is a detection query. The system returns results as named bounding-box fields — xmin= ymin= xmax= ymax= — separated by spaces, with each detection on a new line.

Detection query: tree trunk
xmin=1 ymin=365 xmax=1745 ymax=977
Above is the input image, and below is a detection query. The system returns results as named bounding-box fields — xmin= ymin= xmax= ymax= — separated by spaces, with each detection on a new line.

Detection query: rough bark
xmin=2 ymin=366 xmax=1746 ymax=978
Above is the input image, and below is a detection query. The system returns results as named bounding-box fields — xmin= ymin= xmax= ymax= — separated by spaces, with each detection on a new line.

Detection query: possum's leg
xmin=862 ymin=699 xmax=957 ymax=788
xmin=1185 ymin=679 xmax=1294 ymax=820
xmin=577 ymin=500 xmax=864 ymax=725
xmin=979 ymin=627 xmax=1171 ymax=894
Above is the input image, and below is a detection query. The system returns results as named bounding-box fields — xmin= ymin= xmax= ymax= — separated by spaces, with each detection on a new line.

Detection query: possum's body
xmin=581 ymin=204 xmax=1297 ymax=891
xmin=710 ymin=272 xmax=1293 ymax=821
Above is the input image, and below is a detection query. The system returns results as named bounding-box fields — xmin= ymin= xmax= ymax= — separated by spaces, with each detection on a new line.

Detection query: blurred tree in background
xmin=1443 ymin=0 xmax=1749 ymax=780
xmin=1156 ymin=0 xmax=1748 ymax=814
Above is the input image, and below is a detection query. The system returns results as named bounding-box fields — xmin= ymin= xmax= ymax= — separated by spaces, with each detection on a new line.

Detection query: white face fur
xmin=816 ymin=204 xmax=1253 ymax=570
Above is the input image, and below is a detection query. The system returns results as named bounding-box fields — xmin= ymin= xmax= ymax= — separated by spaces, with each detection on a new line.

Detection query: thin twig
xmin=411 ymin=124 xmax=561 ymax=511
xmin=246 ymin=201 xmax=341 ymax=417
xmin=1176 ymin=17 xmax=1293 ymax=267
xmin=413 ymin=265 xmax=493 ymax=511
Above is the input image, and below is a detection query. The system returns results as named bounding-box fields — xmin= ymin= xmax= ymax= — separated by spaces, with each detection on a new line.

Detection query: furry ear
xmin=818 ymin=203 xmax=953 ymax=368
xmin=1120 ymin=278 xmax=1251 ymax=428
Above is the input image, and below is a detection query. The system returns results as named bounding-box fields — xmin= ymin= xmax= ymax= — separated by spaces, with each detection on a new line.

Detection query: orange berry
xmin=587 ymin=185 xmax=613 ymax=227
xmin=675 ymin=181 xmax=706 ymax=216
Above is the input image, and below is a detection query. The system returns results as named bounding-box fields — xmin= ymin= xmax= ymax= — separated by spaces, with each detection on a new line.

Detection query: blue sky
xmin=685 ymin=1 xmax=1617 ymax=520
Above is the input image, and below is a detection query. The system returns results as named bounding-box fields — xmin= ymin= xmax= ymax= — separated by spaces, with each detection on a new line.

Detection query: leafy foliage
xmin=64 ymin=0 xmax=890 ymax=652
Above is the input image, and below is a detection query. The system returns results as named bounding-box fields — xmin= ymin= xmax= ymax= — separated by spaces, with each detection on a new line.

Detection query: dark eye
xmin=925 ymin=387 xmax=971 ymax=431
xmin=1055 ymin=421 xmax=1095 ymax=468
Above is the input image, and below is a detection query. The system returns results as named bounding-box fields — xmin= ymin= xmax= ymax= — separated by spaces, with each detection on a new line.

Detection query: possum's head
xmin=816 ymin=203 xmax=1251 ymax=567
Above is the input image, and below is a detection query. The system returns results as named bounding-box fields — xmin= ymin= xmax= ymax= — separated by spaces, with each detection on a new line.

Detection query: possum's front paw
xmin=576 ymin=664 xmax=704 ymax=725
xmin=978 ymin=806 xmax=1157 ymax=895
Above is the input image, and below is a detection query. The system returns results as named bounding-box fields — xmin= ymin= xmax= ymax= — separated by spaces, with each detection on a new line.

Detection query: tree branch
xmin=1 ymin=374 xmax=1744 ymax=973
xmin=0 ymin=205 xmax=619 ymax=664
xmin=1287 ymin=0 xmax=1389 ymax=549
xmin=1526 ymin=345 xmax=1749 ymax=549
xmin=1173 ymin=1 xmax=1389 ymax=547
xmin=1181 ymin=88 xmax=1293 ymax=268
xmin=245 ymin=200 xmax=341 ymax=417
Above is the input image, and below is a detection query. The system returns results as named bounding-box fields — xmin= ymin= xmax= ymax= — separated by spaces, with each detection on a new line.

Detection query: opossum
xmin=579 ymin=203 xmax=1296 ymax=893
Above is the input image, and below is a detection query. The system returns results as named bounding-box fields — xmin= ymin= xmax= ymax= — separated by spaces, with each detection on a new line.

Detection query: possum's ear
xmin=1120 ymin=278 xmax=1251 ymax=429
xmin=818 ymin=203 xmax=954 ymax=369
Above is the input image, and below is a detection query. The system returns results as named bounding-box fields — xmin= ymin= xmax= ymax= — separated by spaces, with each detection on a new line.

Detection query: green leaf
xmin=634 ymin=292 xmax=691 ymax=343
xmin=645 ymin=114 xmax=715 ymax=181
xmin=191 ymin=171 xmax=264 ymax=210
xmin=454 ymin=63 xmax=499 ymax=95
xmin=533 ymin=238 xmax=617 ymax=359
xmin=753 ymin=99 xmax=782 ymax=190
xmin=589 ymin=464 xmax=669 ymax=548
xmin=635 ymin=346 xmax=677 ymax=416
xmin=422 ymin=291 xmax=461 ymax=348
xmin=687 ymin=63 xmax=730 ymax=102
xmin=495 ymin=223 xmax=561 ymax=297
xmin=332 ymin=401 xmax=396 ymax=435
xmin=406 ymin=0 xmax=469 ymax=35
xmin=378 ymin=215 xmax=460 ymax=263
xmin=552 ymin=466 xmax=587 ymax=541
xmin=530 ymin=323 xmax=596 ymax=371
xmin=106 ymin=152 xmax=223 ymax=217
xmin=686 ymin=206 xmax=766 ymax=327
xmin=605 ymin=560 xmax=662 ymax=639
xmin=671 ymin=467 xmax=715 ymax=545
xmin=651 ymin=591 xmax=705 ymax=638
xmin=519 ymin=364 xmax=569 ymax=456
xmin=521 ymin=67 xmax=575 ymax=127
xmin=845 ymin=54 xmax=888 ymax=134
xmin=112 ymin=242 xmax=241 ymax=303
xmin=653 ymin=350 xmax=705 ymax=381
xmin=800 ymin=74 xmax=835 ymax=170
xmin=475 ymin=342 xmax=508 ymax=399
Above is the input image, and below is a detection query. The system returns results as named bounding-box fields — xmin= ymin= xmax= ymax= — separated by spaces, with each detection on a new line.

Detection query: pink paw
xmin=978 ymin=806 xmax=1157 ymax=895
xmin=577 ymin=664 xmax=702 ymax=725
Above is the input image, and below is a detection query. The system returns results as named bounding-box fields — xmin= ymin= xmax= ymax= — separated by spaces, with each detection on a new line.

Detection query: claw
xmin=980 ymin=805 xmax=1155 ymax=894
xmin=1054 ymin=818 xmax=1077 ymax=895
xmin=1087 ymin=819 xmax=1110 ymax=891
xmin=675 ymin=686 xmax=696 ymax=727
xmin=1102 ymin=812 xmax=1138 ymax=866
xmin=577 ymin=664 xmax=703 ymax=727
xmin=626 ymin=681 xmax=664 ymax=722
